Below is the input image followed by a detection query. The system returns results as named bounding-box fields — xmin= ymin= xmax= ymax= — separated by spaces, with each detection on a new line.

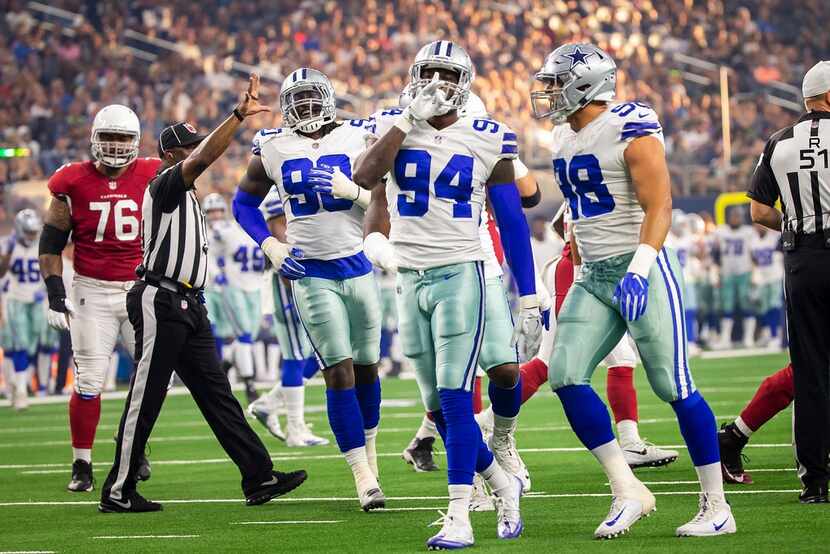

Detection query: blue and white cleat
xmin=676 ymin=494 xmax=737 ymax=537
xmin=247 ymin=400 xmax=286 ymax=441
xmin=494 ymin=475 xmax=524 ymax=539
xmin=285 ymin=422 xmax=329 ymax=447
xmin=593 ymin=482 xmax=656 ymax=539
xmin=427 ymin=515 xmax=474 ymax=550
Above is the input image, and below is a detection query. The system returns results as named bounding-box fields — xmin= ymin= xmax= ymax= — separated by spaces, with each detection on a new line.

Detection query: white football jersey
xmin=549 ymin=102 xmax=664 ymax=263
xmin=260 ymin=186 xmax=284 ymax=221
xmin=479 ymin=209 xmax=503 ymax=279
xmin=372 ymin=109 xmax=518 ymax=270
xmin=6 ymin=238 xmax=44 ymax=303
xmin=253 ymin=121 xmax=371 ymax=261
xmin=750 ymin=229 xmax=783 ymax=283
xmin=716 ymin=224 xmax=755 ymax=276
xmin=211 ymin=219 xmax=264 ymax=292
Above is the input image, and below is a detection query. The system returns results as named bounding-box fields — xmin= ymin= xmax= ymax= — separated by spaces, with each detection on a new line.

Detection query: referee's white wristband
xmin=626 ymin=244 xmax=658 ymax=278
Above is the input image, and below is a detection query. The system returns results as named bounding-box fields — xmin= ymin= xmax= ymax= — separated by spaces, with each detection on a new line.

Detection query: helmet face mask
xmin=408 ymin=41 xmax=474 ymax=115
xmin=280 ymin=69 xmax=337 ymax=134
xmin=531 ymin=43 xmax=617 ymax=124
xmin=90 ymin=105 xmax=141 ymax=168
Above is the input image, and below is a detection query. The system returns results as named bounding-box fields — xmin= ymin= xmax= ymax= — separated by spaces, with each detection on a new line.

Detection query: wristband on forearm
xmin=45 ymin=275 xmax=67 ymax=310
xmin=627 ymin=244 xmax=658 ymax=277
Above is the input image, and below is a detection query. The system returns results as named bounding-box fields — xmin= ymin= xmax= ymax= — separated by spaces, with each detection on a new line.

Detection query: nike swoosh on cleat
xmin=713 ymin=518 xmax=729 ymax=531
xmin=109 ymin=498 xmax=131 ymax=509
xmin=260 ymin=476 xmax=279 ymax=486
xmin=605 ymin=507 xmax=625 ymax=527
xmin=624 ymin=449 xmax=647 ymax=456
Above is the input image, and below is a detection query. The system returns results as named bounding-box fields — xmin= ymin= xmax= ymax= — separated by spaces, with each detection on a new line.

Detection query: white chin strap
xmin=297 ymin=118 xmax=324 ymax=133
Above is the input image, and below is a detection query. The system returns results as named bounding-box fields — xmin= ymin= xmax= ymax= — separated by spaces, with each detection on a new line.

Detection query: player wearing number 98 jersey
xmin=233 ymin=67 xmax=385 ymax=512
xmin=532 ymin=43 xmax=735 ymax=538
xmin=40 ymin=104 xmax=159 ymax=493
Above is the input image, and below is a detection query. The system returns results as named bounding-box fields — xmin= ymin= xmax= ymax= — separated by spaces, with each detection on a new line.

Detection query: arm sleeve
xmin=148 ymin=162 xmax=187 ymax=212
xmin=747 ymin=140 xmax=780 ymax=207
xmin=232 ymin=188 xmax=271 ymax=246
xmin=488 ymin=182 xmax=536 ymax=297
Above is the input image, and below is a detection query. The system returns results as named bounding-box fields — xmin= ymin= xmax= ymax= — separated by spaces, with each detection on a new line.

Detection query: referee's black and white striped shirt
xmin=141 ymin=162 xmax=209 ymax=289
xmin=749 ymin=111 xmax=830 ymax=235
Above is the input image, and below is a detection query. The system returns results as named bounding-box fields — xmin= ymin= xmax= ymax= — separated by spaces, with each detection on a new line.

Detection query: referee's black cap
xmin=158 ymin=122 xmax=206 ymax=157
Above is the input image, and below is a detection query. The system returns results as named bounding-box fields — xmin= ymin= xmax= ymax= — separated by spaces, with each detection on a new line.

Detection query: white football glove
xmin=364 ymin=232 xmax=397 ymax=272
xmin=47 ymin=298 xmax=75 ymax=331
xmin=261 ymin=236 xmax=306 ymax=280
xmin=396 ymin=74 xmax=444 ymax=132
xmin=511 ymin=294 xmax=543 ymax=361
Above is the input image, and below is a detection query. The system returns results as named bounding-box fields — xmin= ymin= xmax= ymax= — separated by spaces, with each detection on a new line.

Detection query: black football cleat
xmin=799 ymin=484 xmax=829 ymax=504
xmin=245 ymin=470 xmax=308 ymax=506
xmin=719 ymin=422 xmax=752 ymax=484
xmin=99 ymin=491 xmax=163 ymax=513
xmin=67 ymin=459 xmax=94 ymax=492
xmin=402 ymin=437 xmax=439 ymax=472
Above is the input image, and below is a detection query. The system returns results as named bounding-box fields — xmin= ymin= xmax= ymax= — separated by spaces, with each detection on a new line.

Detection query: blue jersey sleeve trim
xmin=620 ymin=121 xmax=662 ymax=141
xmin=301 ymin=251 xmax=373 ymax=280
xmin=501 ymin=144 xmax=518 ymax=154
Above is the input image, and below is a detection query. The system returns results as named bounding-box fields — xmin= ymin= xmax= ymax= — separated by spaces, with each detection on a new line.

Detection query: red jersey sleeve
xmin=47 ymin=163 xmax=76 ymax=197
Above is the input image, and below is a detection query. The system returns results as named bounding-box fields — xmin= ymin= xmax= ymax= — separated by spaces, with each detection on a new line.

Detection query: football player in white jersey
xmin=0 ymin=210 xmax=49 ymax=409
xmin=749 ymin=225 xmax=783 ymax=347
xmin=531 ymin=43 xmax=735 ymax=538
xmin=246 ymin=187 xmax=329 ymax=447
xmin=714 ymin=208 xmax=757 ymax=348
xmin=201 ymin=194 xmax=236 ymax=373
xmin=667 ymin=211 xmax=702 ymax=355
xmin=204 ymin=193 xmax=264 ymax=403
xmin=355 ymin=41 xmax=542 ymax=548
xmin=234 ymin=68 xmax=385 ymax=511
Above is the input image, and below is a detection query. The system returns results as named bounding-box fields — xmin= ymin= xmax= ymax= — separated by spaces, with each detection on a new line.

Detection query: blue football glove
xmin=541 ymin=308 xmax=551 ymax=330
xmin=33 ymin=290 xmax=46 ymax=304
xmin=214 ymin=273 xmax=228 ymax=287
xmin=278 ymin=247 xmax=306 ymax=280
xmin=307 ymin=165 xmax=335 ymax=195
xmin=612 ymin=272 xmax=649 ymax=322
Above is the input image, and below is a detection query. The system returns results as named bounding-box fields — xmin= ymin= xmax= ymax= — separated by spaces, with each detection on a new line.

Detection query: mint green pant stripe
xmin=272 ymin=275 xmax=311 ymax=361
xmin=397 ymin=262 xmax=485 ymax=412
xmin=291 ymin=272 xmax=381 ymax=368
xmin=478 ymin=276 xmax=518 ymax=371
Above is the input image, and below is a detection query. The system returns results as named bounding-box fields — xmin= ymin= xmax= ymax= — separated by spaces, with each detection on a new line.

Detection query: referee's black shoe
xmin=99 ymin=491 xmax=163 ymax=513
xmin=245 ymin=470 xmax=308 ymax=506
xmin=799 ymin=483 xmax=829 ymax=504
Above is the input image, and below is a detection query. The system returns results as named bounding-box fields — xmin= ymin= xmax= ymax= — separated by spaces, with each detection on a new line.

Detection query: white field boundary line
xmin=231 ymin=520 xmax=343 ymax=525
xmin=0 ymin=551 xmax=57 ymax=553
xmin=0 ymin=489 xmax=802 ymax=508
xmin=2 ymin=444 xmax=793 ymax=471
xmin=92 ymin=535 xmax=199 ymax=540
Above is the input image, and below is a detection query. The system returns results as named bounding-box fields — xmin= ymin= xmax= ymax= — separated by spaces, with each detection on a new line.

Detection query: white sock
xmin=492 ymin=413 xmax=517 ymax=440
xmin=720 ymin=318 xmax=734 ymax=344
xmin=743 ymin=317 xmax=756 ymax=345
xmin=2 ymin=358 xmax=13 ymax=393
xmin=222 ymin=342 xmax=235 ymax=364
xmin=344 ymin=446 xmax=378 ymax=492
xmin=282 ymin=385 xmax=304 ymax=427
xmin=365 ymin=426 xmax=379 ymax=478
xmin=37 ymin=352 xmax=52 ymax=390
xmin=590 ymin=439 xmax=638 ymax=495
xmin=616 ymin=419 xmax=642 ymax=446
xmin=734 ymin=416 xmax=753 ymax=438
xmin=253 ymin=341 xmax=267 ymax=380
xmin=480 ymin=458 xmax=512 ymax=497
xmin=73 ymin=447 xmax=92 ymax=463
xmin=267 ymin=344 xmax=280 ymax=381
xmin=695 ymin=461 xmax=725 ymax=501
xmin=447 ymin=484 xmax=473 ymax=524
xmin=415 ymin=415 xmax=438 ymax=440
xmin=235 ymin=341 xmax=255 ymax=379
xmin=14 ymin=369 xmax=28 ymax=391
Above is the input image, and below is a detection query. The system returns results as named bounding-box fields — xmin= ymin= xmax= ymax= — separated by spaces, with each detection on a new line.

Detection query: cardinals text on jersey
xmin=48 ymin=158 xmax=161 ymax=281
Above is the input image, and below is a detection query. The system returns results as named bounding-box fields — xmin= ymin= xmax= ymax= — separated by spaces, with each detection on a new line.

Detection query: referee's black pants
xmin=101 ymin=281 xmax=274 ymax=502
xmin=784 ymin=235 xmax=830 ymax=489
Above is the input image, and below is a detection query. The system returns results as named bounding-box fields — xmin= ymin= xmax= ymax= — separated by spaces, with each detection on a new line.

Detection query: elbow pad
xmin=39 ymin=224 xmax=70 ymax=255
xmin=521 ymin=186 xmax=541 ymax=208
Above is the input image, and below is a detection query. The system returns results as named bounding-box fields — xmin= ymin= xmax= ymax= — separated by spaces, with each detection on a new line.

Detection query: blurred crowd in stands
xmin=1 ymin=0 xmax=829 ymax=219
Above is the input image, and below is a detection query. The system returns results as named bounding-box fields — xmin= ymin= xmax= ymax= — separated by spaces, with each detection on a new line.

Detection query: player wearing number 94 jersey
xmin=39 ymin=104 xmax=158 ymax=493
xmin=531 ymin=42 xmax=735 ymax=538
xmin=233 ymin=67 xmax=385 ymax=512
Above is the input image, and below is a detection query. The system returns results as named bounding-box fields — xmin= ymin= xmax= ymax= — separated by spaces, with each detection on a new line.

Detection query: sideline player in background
xmin=39 ymin=104 xmax=156 ymax=492
xmin=714 ymin=208 xmax=756 ymax=349
xmin=356 ymin=41 xmax=540 ymax=548
xmin=531 ymin=43 xmax=734 ymax=538
xmin=749 ymin=225 xmax=783 ymax=347
xmin=234 ymin=68 xmax=384 ymax=510
xmin=246 ymin=187 xmax=328 ymax=447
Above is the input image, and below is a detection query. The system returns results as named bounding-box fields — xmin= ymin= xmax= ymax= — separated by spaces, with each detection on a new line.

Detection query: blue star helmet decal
xmin=563 ymin=46 xmax=592 ymax=69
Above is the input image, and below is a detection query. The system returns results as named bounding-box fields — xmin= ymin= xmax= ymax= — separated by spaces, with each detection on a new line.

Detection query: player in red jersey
xmin=38 ymin=104 xmax=160 ymax=492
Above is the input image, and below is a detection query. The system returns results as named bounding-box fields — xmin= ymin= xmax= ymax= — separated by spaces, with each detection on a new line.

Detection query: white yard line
xmin=92 ymin=535 xmax=200 ymax=540
xmin=231 ymin=520 xmax=342 ymax=525
xmin=0 ymin=551 xmax=57 ymax=553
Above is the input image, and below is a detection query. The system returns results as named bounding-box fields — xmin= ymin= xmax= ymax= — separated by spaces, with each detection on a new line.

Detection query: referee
xmin=748 ymin=61 xmax=830 ymax=504
xmin=100 ymin=74 xmax=307 ymax=512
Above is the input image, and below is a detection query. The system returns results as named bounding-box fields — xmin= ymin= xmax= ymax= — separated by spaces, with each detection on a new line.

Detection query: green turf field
xmin=1 ymin=351 xmax=827 ymax=553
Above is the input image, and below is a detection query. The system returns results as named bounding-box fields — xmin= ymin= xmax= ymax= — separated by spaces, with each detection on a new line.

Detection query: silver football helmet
xmin=280 ymin=68 xmax=337 ymax=133
xmin=531 ymin=43 xmax=617 ymax=124
xmin=409 ymin=40 xmax=474 ymax=115
xmin=686 ymin=213 xmax=706 ymax=236
xmin=671 ymin=209 xmax=689 ymax=237
xmin=90 ymin=104 xmax=141 ymax=168
xmin=202 ymin=193 xmax=227 ymax=214
xmin=15 ymin=208 xmax=43 ymax=246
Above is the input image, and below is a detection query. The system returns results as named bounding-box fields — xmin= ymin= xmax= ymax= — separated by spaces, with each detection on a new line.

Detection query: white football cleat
xmin=285 ymin=421 xmax=329 ymax=447
xmin=622 ymin=440 xmax=679 ymax=468
xmin=489 ymin=431 xmax=531 ymax=492
xmin=427 ymin=514 xmax=474 ymax=550
xmin=469 ymin=474 xmax=494 ymax=512
xmin=594 ymin=482 xmax=656 ymax=539
xmin=676 ymin=494 xmax=737 ymax=537
xmin=494 ymin=475 xmax=523 ymax=539
xmin=12 ymin=379 xmax=28 ymax=411
xmin=247 ymin=401 xmax=286 ymax=441
xmin=358 ymin=485 xmax=386 ymax=512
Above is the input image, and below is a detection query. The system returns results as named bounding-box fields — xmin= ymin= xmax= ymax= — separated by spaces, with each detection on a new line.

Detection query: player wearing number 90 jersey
xmin=234 ymin=67 xmax=384 ymax=512
xmin=532 ymin=43 xmax=734 ymax=538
